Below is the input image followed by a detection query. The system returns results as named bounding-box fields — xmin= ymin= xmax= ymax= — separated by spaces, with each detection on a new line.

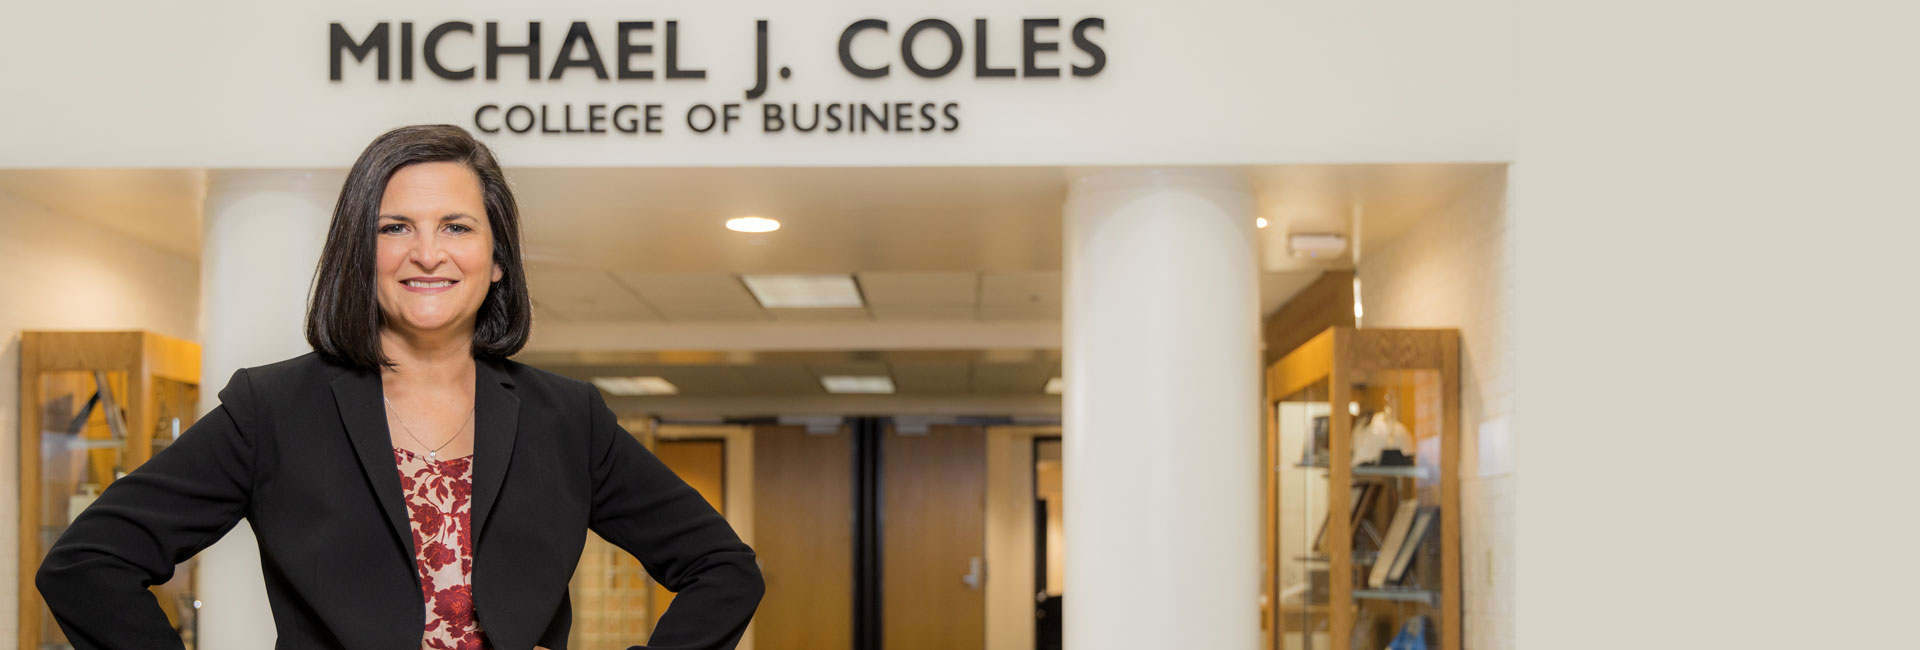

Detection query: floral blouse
xmin=393 ymin=447 xmax=493 ymax=650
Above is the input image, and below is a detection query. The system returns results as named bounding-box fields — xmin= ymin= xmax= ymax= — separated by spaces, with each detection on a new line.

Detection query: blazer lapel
xmin=329 ymin=366 xmax=419 ymax=585
xmin=470 ymin=358 xmax=519 ymax=541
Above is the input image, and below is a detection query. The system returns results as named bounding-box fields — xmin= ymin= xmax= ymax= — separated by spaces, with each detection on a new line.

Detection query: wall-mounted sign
xmin=329 ymin=18 xmax=1106 ymax=136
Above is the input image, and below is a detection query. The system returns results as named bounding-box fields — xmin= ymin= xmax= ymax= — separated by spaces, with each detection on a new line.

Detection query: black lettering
xmin=942 ymin=102 xmax=960 ymax=131
xmin=973 ymin=19 xmax=1014 ymax=78
xmin=919 ymin=102 xmax=937 ymax=131
xmin=486 ymin=21 xmax=541 ymax=81
xmin=550 ymin=22 xmax=609 ymax=80
xmin=665 ymin=21 xmax=705 ymax=79
xmin=644 ymin=104 xmax=663 ymax=133
xmin=540 ymin=105 xmax=561 ymax=133
xmin=825 ymin=103 xmax=844 ymax=131
xmin=425 ymin=22 xmax=475 ymax=80
xmin=588 ymin=104 xmax=607 ymax=133
xmin=793 ymin=103 xmax=820 ymax=132
xmin=613 ymin=104 xmax=640 ymax=133
xmin=763 ymin=104 xmax=785 ymax=132
xmin=902 ymin=19 xmax=962 ymax=78
xmin=687 ymin=104 xmax=717 ymax=132
xmin=1071 ymin=18 xmax=1106 ymax=76
xmin=399 ymin=23 xmax=414 ymax=80
xmin=474 ymin=104 xmax=500 ymax=133
xmin=893 ymin=102 xmax=911 ymax=132
xmin=330 ymin=22 xmax=389 ymax=81
xmin=839 ymin=19 xmax=889 ymax=78
xmin=563 ymin=104 xmax=584 ymax=133
xmin=505 ymin=105 xmax=535 ymax=133
xmin=1023 ymin=18 xmax=1060 ymax=78
xmin=616 ymin=22 xmax=655 ymax=80
xmin=860 ymin=103 xmax=886 ymax=132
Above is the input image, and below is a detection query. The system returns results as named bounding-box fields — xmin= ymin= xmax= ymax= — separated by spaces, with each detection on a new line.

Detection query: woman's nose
xmin=408 ymin=232 xmax=449 ymax=267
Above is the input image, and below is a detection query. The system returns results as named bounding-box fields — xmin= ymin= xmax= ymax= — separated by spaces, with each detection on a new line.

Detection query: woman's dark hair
xmin=305 ymin=124 xmax=532 ymax=370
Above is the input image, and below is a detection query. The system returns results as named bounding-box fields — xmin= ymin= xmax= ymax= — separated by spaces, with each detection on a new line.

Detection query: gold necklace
xmin=382 ymin=395 xmax=473 ymax=462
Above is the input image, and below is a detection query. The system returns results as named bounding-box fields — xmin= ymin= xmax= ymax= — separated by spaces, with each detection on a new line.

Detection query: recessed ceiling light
xmin=1044 ymin=377 xmax=1064 ymax=394
xmin=727 ymin=216 xmax=780 ymax=233
xmin=591 ymin=376 xmax=679 ymax=396
xmin=821 ymin=375 xmax=895 ymax=394
xmin=1256 ymin=217 xmax=1269 ymax=229
xmin=741 ymin=274 xmax=865 ymax=308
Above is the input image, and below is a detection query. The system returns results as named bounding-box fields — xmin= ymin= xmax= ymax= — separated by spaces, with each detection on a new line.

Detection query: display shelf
xmin=1353 ymin=465 xmax=1434 ymax=480
xmin=1264 ymin=327 xmax=1460 ymax=650
xmin=18 ymin=331 xmax=203 ymax=650
xmin=1295 ymin=462 xmax=1435 ymax=481
xmin=1354 ymin=588 xmax=1439 ymax=606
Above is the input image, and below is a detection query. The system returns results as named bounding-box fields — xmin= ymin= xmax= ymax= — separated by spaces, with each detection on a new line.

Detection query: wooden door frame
xmin=984 ymin=425 xmax=1062 ymax=650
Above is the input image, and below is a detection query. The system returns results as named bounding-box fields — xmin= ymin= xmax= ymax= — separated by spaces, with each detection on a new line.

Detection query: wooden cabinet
xmin=18 ymin=331 xmax=202 ymax=650
xmin=1264 ymin=327 xmax=1460 ymax=650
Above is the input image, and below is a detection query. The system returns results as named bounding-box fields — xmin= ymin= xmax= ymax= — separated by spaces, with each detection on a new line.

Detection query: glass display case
xmin=19 ymin=331 xmax=202 ymax=650
xmin=1265 ymin=327 xmax=1459 ymax=650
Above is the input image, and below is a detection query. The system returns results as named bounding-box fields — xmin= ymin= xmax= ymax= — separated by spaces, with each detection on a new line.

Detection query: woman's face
xmin=374 ymin=162 xmax=503 ymax=340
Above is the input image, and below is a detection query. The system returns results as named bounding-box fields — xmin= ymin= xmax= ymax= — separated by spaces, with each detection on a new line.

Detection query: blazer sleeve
xmin=35 ymin=368 xmax=259 ymax=650
xmin=584 ymin=387 xmax=766 ymax=650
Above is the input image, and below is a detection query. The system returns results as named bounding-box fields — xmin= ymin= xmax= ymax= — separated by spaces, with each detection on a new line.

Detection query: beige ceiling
xmin=0 ymin=163 xmax=1501 ymax=416
xmin=0 ymin=169 xmax=207 ymax=258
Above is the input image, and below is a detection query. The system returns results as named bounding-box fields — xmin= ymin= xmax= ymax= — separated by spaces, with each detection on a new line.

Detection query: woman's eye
xmin=446 ymin=223 xmax=474 ymax=234
xmin=379 ymin=223 xmax=408 ymax=234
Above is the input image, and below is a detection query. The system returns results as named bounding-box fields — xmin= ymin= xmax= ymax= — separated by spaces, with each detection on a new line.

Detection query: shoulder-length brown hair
xmin=305 ymin=124 xmax=532 ymax=370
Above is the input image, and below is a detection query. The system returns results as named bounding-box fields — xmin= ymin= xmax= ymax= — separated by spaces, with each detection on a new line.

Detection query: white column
xmin=1062 ymin=169 xmax=1262 ymax=649
xmin=197 ymin=170 xmax=340 ymax=649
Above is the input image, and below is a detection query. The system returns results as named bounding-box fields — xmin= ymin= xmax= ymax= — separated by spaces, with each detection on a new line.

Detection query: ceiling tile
xmin=870 ymin=305 xmax=979 ymax=321
xmin=891 ymin=359 xmax=972 ymax=394
xmin=766 ymin=307 xmax=872 ymax=322
xmin=971 ymin=361 xmax=1056 ymax=394
xmin=979 ymin=303 xmax=1062 ymax=320
xmin=612 ymin=272 xmax=764 ymax=321
xmin=857 ymin=272 xmax=979 ymax=306
xmin=980 ymin=271 xmax=1062 ymax=306
xmin=731 ymin=362 xmax=824 ymax=394
xmin=526 ymin=270 xmax=660 ymax=321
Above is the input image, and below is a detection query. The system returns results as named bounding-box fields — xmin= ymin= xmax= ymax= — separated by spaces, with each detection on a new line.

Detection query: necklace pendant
xmin=427 ymin=451 xmax=438 ymax=462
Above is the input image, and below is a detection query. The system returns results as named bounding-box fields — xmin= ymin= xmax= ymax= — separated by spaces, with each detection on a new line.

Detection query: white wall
xmin=1355 ymin=168 xmax=1513 ymax=650
xmin=0 ymin=189 xmax=203 ymax=643
xmin=0 ymin=0 xmax=1512 ymax=168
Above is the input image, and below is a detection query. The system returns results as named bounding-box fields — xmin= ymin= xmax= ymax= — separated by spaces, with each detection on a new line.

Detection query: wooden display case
xmin=1263 ymin=327 xmax=1459 ymax=650
xmin=18 ymin=331 xmax=202 ymax=650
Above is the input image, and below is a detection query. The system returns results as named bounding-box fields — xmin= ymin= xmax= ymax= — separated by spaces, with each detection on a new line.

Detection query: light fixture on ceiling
xmin=740 ymin=274 xmax=865 ymax=308
xmin=591 ymin=376 xmax=679 ymax=396
xmin=1044 ymin=377 xmax=1064 ymax=395
xmin=1288 ymin=233 xmax=1347 ymax=259
xmin=820 ymin=375 xmax=896 ymax=394
xmin=726 ymin=216 xmax=780 ymax=233
xmin=1256 ymin=217 xmax=1269 ymax=229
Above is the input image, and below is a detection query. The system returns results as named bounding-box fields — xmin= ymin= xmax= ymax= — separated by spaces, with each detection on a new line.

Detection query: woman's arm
xmin=583 ymin=388 xmax=766 ymax=650
xmin=35 ymin=369 xmax=259 ymax=650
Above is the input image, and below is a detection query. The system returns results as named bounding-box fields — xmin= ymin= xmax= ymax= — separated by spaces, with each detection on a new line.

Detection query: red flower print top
xmin=393 ymin=447 xmax=493 ymax=650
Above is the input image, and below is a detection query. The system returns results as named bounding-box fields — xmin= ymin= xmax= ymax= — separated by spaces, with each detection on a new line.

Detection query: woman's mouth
xmin=402 ymin=278 xmax=458 ymax=293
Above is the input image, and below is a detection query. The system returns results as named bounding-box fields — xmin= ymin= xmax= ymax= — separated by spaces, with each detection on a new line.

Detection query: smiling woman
xmin=35 ymin=123 xmax=764 ymax=650
xmin=307 ymin=124 xmax=531 ymax=370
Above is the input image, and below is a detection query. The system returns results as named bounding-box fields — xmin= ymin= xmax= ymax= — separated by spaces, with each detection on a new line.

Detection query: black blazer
xmin=36 ymin=352 xmax=764 ymax=650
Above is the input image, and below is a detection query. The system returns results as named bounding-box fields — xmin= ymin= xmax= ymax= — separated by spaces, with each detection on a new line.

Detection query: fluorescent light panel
xmin=740 ymin=274 xmax=865 ymax=308
xmin=820 ymin=375 xmax=895 ymax=394
xmin=591 ymin=376 xmax=679 ymax=396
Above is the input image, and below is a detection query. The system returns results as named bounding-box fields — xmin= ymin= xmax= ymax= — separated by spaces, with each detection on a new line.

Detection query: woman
xmin=36 ymin=125 xmax=764 ymax=650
